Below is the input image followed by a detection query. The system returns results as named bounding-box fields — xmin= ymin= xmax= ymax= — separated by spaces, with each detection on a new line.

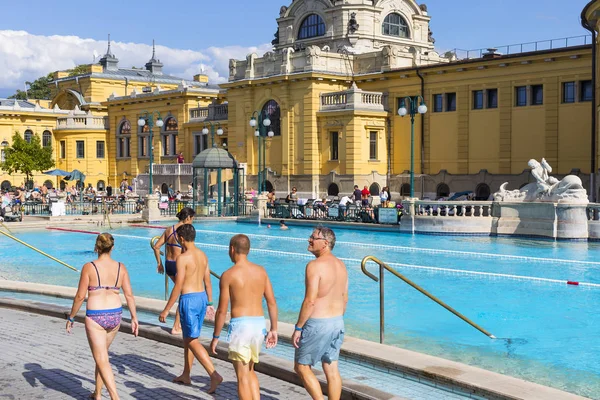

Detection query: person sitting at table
xmin=286 ymin=187 xmax=298 ymax=204
xmin=267 ymin=189 xmax=276 ymax=205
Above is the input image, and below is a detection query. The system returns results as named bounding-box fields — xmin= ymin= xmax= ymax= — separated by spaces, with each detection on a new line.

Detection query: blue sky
xmin=0 ymin=0 xmax=591 ymax=96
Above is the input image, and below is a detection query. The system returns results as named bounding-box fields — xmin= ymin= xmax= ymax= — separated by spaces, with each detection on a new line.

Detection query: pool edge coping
xmin=0 ymin=280 xmax=589 ymax=400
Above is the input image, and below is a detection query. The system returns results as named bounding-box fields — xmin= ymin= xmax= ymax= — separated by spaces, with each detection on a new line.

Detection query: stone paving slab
xmin=0 ymin=308 xmax=313 ymax=400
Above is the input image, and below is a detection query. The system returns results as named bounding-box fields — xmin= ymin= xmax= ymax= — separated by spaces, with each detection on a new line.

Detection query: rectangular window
xmin=330 ymin=132 xmax=339 ymax=161
xmin=581 ymin=80 xmax=593 ymax=102
xmin=473 ymin=90 xmax=484 ymax=110
xmin=162 ymin=135 xmax=169 ymax=156
xmin=369 ymin=131 xmax=378 ymax=160
xmin=194 ymin=134 xmax=208 ymax=155
xmin=531 ymin=84 xmax=543 ymax=105
xmin=125 ymin=138 xmax=130 ymax=158
xmin=139 ymin=136 xmax=147 ymax=157
xmin=433 ymin=94 xmax=443 ymax=112
xmin=96 ymin=141 xmax=105 ymax=159
xmin=171 ymin=135 xmax=177 ymax=156
xmin=60 ymin=141 xmax=66 ymax=159
xmin=515 ymin=86 xmax=527 ymax=106
xmin=0 ymin=149 xmax=5 ymax=163
xmin=487 ymin=89 xmax=498 ymax=108
xmin=563 ymin=82 xmax=575 ymax=103
xmin=446 ymin=93 xmax=457 ymax=112
xmin=76 ymin=141 xmax=85 ymax=159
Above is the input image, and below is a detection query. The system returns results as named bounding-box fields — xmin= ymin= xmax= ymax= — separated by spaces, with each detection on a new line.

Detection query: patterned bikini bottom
xmin=86 ymin=307 xmax=123 ymax=330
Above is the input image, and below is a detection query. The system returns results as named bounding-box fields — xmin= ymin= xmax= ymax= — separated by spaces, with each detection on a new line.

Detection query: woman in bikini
xmin=152 ymin=206 xmax=195 ymax=334
xmin=66 ymin=233 xmax=139 ymax=400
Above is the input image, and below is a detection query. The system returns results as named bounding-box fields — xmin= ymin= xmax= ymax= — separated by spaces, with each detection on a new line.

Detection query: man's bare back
xmin=177 ymin=247 xmax=208 ymax=295
xmin=224 ymin=260 xmax=268 ymax=318
xmin=308 ymin=253 xmax=348 ymax=319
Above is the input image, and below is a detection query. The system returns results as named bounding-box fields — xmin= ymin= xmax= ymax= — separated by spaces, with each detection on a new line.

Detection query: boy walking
xmin=210 ymin=234 xmax=278 ymax=400
xmin=159 ymin=225 xmax=222 ymax=393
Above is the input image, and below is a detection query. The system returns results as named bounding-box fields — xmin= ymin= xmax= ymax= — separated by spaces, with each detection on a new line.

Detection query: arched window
xmin=161 ymin=183 xmax=169 ymax=194
xmin=400 ymin=183 xmax=411 ymax=197
xmin=1 ymin=180 xmax=11 ymax=191
xmin=436 ymin=183 xmax=450 ymax=199
xmin=42 ymin=130 xmax=52 ymax=148
xmin=327 ymin=183 xmax=340 ymax=196
xmin=139 ymin=119 xmax=150 ymax=157
xmin=97 ymin=180 xmax=106 ymax=191
xmin=262 ymin=100 xmax=281 ymax=136
xmin=475 ymin=183 xmax=491 ymax=201
xmin=369 ymin=183 xmax=380 ymax=196
xmin=382 ymin=13 xmax=410 ymax=38
xmin=117 ymin=119 xmax=131 ymax=158
xmin=298 ymin=14 xmax=326 ymax=40
xmin=43 ymin=180 xmax=53 ymax=189
xmin=265 ymin=180 xmax=274 ymax=193
xmin=162 ymin=117 xmax=178 ymax=156
xmin=24 ymin=129 xmax=33 ymax=143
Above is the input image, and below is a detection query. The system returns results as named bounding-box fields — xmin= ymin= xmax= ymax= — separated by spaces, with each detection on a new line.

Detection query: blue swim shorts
xmin=179 ymin=292 xmax=207 ymax=339
xmin=295 ymin=316 xmax=345 ymax=366
xmin=165 ymin=259 xmax=177 ymax=277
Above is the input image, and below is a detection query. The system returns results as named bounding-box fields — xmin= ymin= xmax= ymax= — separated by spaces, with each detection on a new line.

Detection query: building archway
xmin=97 ymin=180 xmax=106 ymax=191
xmin=24 ymin=129 xmax=33 ymax=143
xmin=436 ymin=183 xmax=450 ymax=199
xmin=261 ymin=100 xmax=281 ymax=136
xmin=265 ymin=180 xmax=274 ymax=193
xmin=475 ymin=183 xmax=491 ymax=200
xmin=369 ymin=183 xmax=380 ymax=196
xmin=400 ymin=183 xmax=411 ymax=197
xmin=327 ymin=183 xmax=340 ymax=196
xmin=1 ymin=180 xmax=11 ymax=190
xmin=161 ymin=183 xmax=169 ymax=194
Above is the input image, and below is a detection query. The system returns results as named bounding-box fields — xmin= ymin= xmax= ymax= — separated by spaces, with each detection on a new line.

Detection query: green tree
xmin=67 ymin=64 xmax=89 ymax=77
xmin=9 ymin=73 xmax=53 ymax=100
xmin=1 ymin=131 xmax=54 ymax=186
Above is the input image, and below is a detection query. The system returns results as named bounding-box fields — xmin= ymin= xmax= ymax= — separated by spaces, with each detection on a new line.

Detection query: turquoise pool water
xmin=1 ymin=221 xmax=599 ymax=398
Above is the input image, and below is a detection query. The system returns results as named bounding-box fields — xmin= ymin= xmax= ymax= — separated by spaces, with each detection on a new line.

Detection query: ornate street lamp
xmin=249 ymin=112 xmax=273 ymax=193
xmin=202 ymin=122 xmax=224 ymax=148
xmin=137 ymin=112 xmax=164 ymax=195
xmin=398 ymin=96 xmax=427 ymax=198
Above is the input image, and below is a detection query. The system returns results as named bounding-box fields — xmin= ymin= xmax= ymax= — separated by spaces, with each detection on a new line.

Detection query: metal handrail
xmin=0 ymin=229 xmax=79 ymax=272
xmin=150 ymin=236 xmax=221 ymax=300
xmin=361 ymin=255 xmax=495 ymax=342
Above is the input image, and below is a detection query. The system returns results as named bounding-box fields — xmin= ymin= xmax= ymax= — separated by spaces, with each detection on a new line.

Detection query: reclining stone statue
xmin=494 ymin=158 xmax=588 ymax=203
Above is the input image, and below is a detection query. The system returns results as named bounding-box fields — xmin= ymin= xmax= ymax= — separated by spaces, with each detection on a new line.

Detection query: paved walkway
xmin=0 ymin=308 xmax=313 ymax=399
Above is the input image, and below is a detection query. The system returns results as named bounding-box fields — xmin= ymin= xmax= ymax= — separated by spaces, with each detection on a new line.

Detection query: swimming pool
xmin=1 ymin=221 xmax=599 ymax=398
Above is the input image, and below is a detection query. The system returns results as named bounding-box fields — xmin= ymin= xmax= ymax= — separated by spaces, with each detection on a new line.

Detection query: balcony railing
xmin=56 ymin=115 xmax=108 ymax=130
xmin=320 ymin=83 xmax=386 ymax=112
xmin=151 ymin=164 xmax=193 ymax=176
xmin=189 ymin=104 xmax=228 ymax=122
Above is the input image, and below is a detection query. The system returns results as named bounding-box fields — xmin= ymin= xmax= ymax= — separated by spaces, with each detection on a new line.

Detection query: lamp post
xmin=202 ymin=122 xmax=223 ymax=148
xmin=249 ymin=111 xmax=273 ymax=193
xmin=137 ymin=111 xmax=164 ymax=195
xmin=398 ymin=96 xmax=427 ymax=198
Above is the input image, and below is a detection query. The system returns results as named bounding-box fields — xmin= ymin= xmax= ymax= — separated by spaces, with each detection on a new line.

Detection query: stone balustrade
xmin=411 ymin=200 xmax=493 ymax=217
xmin=320 ymin=84 xmax=386 ymax=112
xmin=56 ymin=115 xmax=108 ymax=130
xmin=189 ymin=104 xmax=228 ymax=122
xmin=151 ymin=164 xmax=193 ymax=176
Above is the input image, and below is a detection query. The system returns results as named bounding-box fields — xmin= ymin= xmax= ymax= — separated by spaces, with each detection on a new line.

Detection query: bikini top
xmin=165 ymin=225 xmax=182 ymax=248
xmin=88 ymin=261 xmax=121 ymax=291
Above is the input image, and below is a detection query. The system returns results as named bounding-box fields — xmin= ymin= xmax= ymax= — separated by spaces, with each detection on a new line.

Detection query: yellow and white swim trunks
xmin=227 ymin=316 xmax=267 ymax=364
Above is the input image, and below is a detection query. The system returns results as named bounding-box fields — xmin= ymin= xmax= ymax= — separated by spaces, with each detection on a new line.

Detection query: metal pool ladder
xmin=361 ymin=255 xmax=496 ymax=343
xmin=150 ymin=236 xmax=221 ymax=300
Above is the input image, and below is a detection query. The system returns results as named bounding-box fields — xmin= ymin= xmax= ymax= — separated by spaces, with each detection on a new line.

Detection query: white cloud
xmin=0 ymin=30 xmax=272 ymax=92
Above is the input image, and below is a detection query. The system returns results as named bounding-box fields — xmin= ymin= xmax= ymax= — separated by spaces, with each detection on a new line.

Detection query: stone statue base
xmin=142 ymin=194 xmax=161 ymax=223
xmin=492 ymin=202 xmax=588 ymax=240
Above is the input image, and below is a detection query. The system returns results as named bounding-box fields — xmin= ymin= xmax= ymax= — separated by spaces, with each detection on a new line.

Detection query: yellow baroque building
xmin=2 ymin=0 xmax=600 ymax=202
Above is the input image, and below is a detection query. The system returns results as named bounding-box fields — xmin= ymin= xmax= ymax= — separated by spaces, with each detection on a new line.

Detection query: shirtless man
xmin=159 ymin=225 xmax=222 ymax=393
xmin=210 ymin=234 xmax=278 ymax=400
xmin=292 ymin=227 xmax=348 ymax=400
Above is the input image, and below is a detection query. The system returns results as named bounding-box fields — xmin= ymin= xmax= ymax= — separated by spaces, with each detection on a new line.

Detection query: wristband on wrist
xmin=67 ymin=317 xmax=75 ymax=323
xmin=294 ymin=325 xmax=303 ymax=332
xmin=207 ymin=302 xmax=214 ymax=306
xmin=213 ymin=334 xmax=220 ymax=339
